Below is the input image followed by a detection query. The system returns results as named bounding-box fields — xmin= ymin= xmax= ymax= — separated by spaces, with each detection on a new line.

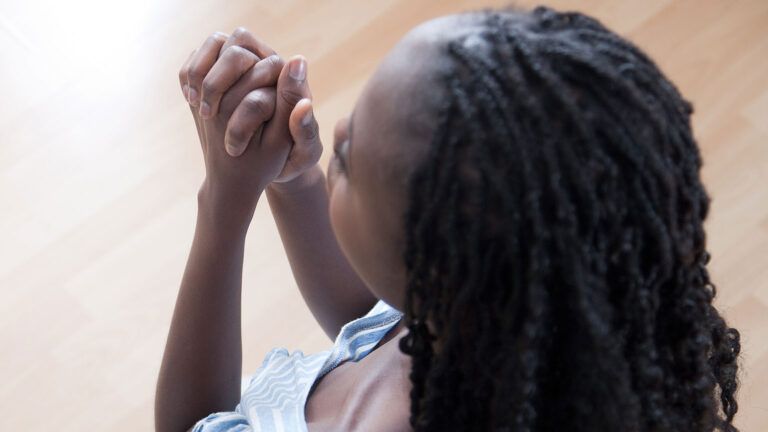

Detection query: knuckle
xmin=279 ymin=87 xmax=304 ymax=107
xmin=187 ymin=68 xmax=203 ymax=85
xmin=210 ymin=31 xmax=228 ymax=41
xmin=232 ymin=26 xmax=250 ymax=38
xmin=243 ymin=94 xmax=270 ymax=118
xmin=224 ymin=44 xmax=247 ymax=57
xmin=224 ymin=45 xmax=252 ymax=68
xmin=201 ymin=78 xmax=220 ymax=96
xmin=264 ymin=54 xmax=283 ymax=70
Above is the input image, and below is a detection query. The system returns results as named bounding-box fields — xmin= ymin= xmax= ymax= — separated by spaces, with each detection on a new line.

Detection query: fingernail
xmin=288 ymin=57 xmax=306 ymax=81
xmin=226 ymin=141 xmax=242 ymax=157
xmin=200 ymin=101 xmax=211 ymax=119
xmin=301 ymin=105 xmax=314 ymax=127
xmin=188 ymin=87 xmax=199 ymax=106
xmin=182 ymin=84 xmax=189 ymax=102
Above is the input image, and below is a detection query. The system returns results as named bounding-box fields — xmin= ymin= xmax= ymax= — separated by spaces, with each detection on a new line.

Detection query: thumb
xmin=289 ymin=99 xmax=320 ymax=146
xmin=265 ymin=55 xmax=311 ymax=145
xmin=287 ymin=98 xmax=322 ymax=168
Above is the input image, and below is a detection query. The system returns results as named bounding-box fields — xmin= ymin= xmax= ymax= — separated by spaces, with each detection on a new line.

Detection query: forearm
xmin=155 ymin=192 xmax=252 ymax=432
xmin=267 ymin=165 xmax=376 ymax=339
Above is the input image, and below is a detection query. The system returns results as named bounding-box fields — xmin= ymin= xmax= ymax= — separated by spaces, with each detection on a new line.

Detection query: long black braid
xmin=397 ymin=6 xmax=740 ymax=431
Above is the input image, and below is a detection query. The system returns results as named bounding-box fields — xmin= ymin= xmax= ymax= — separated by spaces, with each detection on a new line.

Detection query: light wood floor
xmin=1 ymin=0 xmax=766 ymax=430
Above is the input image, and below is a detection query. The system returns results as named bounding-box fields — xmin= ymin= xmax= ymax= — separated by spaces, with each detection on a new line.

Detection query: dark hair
xmin=398 ymin=6 xmax=740 ymax=432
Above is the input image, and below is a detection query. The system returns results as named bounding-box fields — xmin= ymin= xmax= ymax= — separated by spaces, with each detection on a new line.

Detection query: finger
xmin=190 ymin=104 xmax=205 ymax=152
xmin=186 ymin=31 xmax=229 ymax=107
xmin=179 ymin=49 xmax=197 ymax=103
xmin=225 ymin=87 xmax=277 ymax=157
xmin=286 ymin=98 xmax=322 ymax=169
xmin=180 ymin=50 xmax=204 ymax=147
xmin=199 ymin=45 xmax=259 ymax=119
xmin=219 ymin=27 xmax=277 ymax=59
xmin=219 ymin=54 xmax=284 ymax=118
xmin=263 ymin=55 xmax=311 ymax=147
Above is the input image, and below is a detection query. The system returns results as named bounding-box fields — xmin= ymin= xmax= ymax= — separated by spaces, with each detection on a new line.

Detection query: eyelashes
xmin=333 ymin=140 xmax=348 ymax=173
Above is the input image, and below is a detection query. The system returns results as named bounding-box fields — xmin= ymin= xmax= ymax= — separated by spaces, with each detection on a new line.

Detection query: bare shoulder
xmin=354 ymin=376 xmax=412 ymax=432
xmin=349 ymin=330 xmax=413 ymax=432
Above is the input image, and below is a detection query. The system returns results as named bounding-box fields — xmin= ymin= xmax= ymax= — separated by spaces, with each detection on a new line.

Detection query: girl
xmin=156 ymin=6 xmax=740 ymax=432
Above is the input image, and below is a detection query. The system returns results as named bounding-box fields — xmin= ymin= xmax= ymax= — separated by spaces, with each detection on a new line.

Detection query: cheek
xmin=329 ymin=181 xmax=408 ymax=310
xmin=326 ymin=157 xmax=338 ymax=193
xmin=329 ymin=180 xmax=360 ymax=264
xmin=328 ymin=177 xmax=352 ymax=250
xmin=329 ymin=182 xmax=374 ymax=294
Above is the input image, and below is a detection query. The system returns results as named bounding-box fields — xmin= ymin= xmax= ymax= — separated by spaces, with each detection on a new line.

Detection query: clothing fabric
xmin=192 ymin=299 xmax=404 ymax=432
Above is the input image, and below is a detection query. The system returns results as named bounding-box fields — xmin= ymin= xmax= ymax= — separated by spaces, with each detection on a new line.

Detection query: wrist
xmin=197 ymin=181 xmax=261 ymax=237
xmin=266 ymin=165 xmax=324 ymax=197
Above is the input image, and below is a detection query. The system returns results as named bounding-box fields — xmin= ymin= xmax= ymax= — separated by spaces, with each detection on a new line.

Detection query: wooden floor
xmin=0 ymin=0 xmax=766 ymax=430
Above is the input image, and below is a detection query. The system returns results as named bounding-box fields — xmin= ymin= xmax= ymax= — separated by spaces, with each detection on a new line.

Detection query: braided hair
xmin=397 ymin=6 xmax=740 ymax=432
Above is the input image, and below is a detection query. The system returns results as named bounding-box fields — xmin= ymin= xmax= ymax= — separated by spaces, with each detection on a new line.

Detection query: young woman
xmin=156 ymin=6 xmax=741 ymax=432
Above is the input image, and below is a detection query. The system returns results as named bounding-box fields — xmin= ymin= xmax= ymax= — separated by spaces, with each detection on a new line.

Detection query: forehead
xmin=362 ymin=14 xmax=483 ymax=112
xmin=350 ymin=15 xmax=481 ymax=188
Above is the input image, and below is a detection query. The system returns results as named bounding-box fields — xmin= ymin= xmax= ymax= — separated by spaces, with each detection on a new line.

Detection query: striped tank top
xmin=192 ymin=299 xmax=404 ymax=432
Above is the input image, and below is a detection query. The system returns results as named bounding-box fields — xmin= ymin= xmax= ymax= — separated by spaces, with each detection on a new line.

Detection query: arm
xmin=155 ymin=189 xmax=251 ymax=432
xmin=193 ymin=29 xmax=376 ymax=342
xmin=267 ymin=164 xmax=377 ymax=340
xmin=156 ymin=29 xmax=287 ymax=431
xmin=256 ymin=55 xmax=376 ymax=339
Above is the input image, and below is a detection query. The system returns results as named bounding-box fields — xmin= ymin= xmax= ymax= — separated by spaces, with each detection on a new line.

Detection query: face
xmin=325 ymin=15 xmax=480 ymax=311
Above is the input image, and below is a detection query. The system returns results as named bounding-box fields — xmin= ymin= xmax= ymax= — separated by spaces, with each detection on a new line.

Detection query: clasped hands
xmin=179 ymin=28 xmax=322 ymax=226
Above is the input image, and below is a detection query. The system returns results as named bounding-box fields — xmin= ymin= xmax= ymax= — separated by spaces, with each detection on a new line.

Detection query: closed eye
xmin=334 ymin=142 xmax=347 ymax=173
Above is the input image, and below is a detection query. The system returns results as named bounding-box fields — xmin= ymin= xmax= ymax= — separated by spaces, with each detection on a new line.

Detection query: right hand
xmin=232 ymin=51 xmax=322 ymax=188
xmin=179 ymin=29 xmax=285 ymax=224
xmin=266 ymin=57 xmax=323 ymax=186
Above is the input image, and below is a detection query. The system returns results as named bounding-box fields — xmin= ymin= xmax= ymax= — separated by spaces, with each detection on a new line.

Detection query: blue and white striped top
xmin=192 ymin=299 xmax=403 ymax=432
